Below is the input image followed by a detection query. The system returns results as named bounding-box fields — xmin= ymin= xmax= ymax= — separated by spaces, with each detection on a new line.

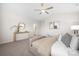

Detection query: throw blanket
xmin=32 ymin=35 xmax=58 ymax=56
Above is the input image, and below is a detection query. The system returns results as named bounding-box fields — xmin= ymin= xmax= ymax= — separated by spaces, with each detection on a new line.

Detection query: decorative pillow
xmin=70 ymin=35 xmax=79 ymax=50
xmin=61 ymin=33 xmax=72 ymax=47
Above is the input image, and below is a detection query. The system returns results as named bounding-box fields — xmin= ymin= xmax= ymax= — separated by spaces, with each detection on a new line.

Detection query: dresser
xmin=13 ymin=31 xmax=30 ymax=42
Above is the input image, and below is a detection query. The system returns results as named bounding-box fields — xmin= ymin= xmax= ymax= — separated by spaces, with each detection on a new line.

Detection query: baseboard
xmin=0 ymin=40 xmax=13 ymax=44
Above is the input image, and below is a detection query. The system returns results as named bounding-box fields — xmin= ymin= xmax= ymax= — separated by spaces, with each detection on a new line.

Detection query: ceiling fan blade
xmin=39 ymin=12 xmax=42 ymax=14
xmin=45 ymin=11 xmax=49 ymax=14
xmin=45 ymin=7 xmax=53 ymax=10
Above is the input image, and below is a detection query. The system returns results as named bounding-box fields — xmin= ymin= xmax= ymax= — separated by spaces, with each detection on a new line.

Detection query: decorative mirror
xmin=18 ymin=23 xmax=25 ymax=32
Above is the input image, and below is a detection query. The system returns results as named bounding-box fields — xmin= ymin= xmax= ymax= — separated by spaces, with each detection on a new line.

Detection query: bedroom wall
xmin=0 ymin=4 xmax=2 ymax=42
xmin=0 ymin=3 xmax=79 ymax=44
xmin=39 ymin=13 xmax=78 ymax=35
xmin=0 ymin=3 xmax=40 ymax=44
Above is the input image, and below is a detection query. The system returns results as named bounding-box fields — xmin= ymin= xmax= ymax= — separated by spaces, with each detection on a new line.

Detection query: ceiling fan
xmin=35 ymin=3 xmax=53 ymax=14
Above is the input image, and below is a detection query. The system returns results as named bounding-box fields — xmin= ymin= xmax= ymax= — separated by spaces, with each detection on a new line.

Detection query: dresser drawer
xmin=16 ymin=33 xmax=29 ymax=40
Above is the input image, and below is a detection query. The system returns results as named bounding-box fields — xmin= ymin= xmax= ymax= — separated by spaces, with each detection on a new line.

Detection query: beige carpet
xmin=0 ymin=39 xmax=34 ymax=56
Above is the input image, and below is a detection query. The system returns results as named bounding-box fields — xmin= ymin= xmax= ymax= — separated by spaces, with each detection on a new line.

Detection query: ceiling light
xmin=34 ymin=3 xmax=53 ymax=14
xmin=41 ymin=10 xmax=45 ymax=13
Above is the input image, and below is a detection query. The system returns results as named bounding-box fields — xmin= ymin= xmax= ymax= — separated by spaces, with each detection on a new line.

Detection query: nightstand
xmin=13 ymin=31 xmax=29 ymax=42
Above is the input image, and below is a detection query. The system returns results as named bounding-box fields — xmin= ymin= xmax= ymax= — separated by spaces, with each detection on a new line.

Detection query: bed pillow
xmin=58 ymin=34 xmax=62 ymax=41
xmin=70 ymin=35 xmax=79 ymax=50
xmin=51 ymin=41 xmax=68 ymax=56
xmin=67 ymin=47 xmax=79 ymax=56
xmin=61 ymin=33 xmax=72 ymax=47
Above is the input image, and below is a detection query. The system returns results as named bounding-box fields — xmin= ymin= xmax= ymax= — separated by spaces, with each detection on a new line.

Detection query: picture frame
xmin=49 ymin=21 xmax=59 ymax=29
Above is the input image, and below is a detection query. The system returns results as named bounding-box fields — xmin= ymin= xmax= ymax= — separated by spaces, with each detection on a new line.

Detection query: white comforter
xmin=51 ymin=41 xmax=79 ymax=56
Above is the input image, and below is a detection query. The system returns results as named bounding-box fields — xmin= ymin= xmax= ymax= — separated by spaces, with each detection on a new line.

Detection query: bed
xmin=29 ymin=33 xmax=79 ymax=56
xmin=29 ymin=34 xmax=59 ymax=56
xmin=51 ymin=34 xmax=79 ymax=56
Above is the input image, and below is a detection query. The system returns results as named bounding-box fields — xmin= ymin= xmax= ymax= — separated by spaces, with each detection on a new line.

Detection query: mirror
xmin=18 ymin=23 xmax=25 ymax=32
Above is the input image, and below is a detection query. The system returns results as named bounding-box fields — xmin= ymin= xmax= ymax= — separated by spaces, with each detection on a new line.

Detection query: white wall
xmin=39 ymin=13 xmax=79 ymax=35
xmin=0 ymin=4 xmax=2 ymax=42
xmin=0 ymin=3 xmax=40 ymax=44
xmin=0 ymin=3 xmax=79 ymax=44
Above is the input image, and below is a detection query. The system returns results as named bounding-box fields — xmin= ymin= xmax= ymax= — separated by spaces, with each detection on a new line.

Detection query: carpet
xmin=0 ymin=39 xmax=34 ymax=56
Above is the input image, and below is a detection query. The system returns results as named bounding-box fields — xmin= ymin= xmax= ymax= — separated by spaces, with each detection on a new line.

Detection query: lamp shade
xmin=71 ymin=25 xmax=79 ymax=30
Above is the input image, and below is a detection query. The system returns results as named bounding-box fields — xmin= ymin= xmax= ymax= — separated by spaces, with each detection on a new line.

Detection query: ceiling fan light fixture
xmin=35 ymin=3 xmax=53 ymax=14
xmin=41 ymin=10 xmax=45 ymax=13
